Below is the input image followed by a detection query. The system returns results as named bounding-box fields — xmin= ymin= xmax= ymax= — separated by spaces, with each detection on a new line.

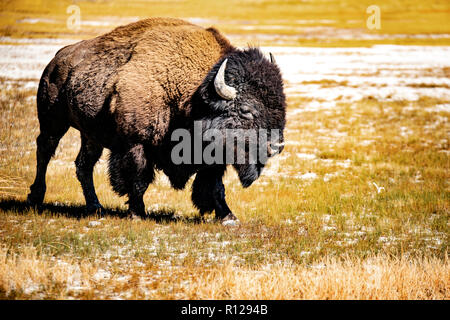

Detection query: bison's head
xmin=195 ymin=48 xmax=286 ymax=188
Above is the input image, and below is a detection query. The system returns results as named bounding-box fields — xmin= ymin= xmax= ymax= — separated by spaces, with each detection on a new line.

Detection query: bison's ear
xmin=269 ymin=52 xmax=276 ymax=64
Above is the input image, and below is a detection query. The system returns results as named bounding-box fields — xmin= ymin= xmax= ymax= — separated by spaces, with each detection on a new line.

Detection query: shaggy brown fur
xmin=52 ymin=18 xmax=234 ymax=146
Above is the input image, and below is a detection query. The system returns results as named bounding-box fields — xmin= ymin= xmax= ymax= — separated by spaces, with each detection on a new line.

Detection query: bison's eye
xmin=239 ymin=105 xmax=255 ymax=120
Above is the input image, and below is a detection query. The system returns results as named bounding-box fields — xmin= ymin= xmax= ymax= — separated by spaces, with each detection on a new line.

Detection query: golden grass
xmin=186 ymin=256 xmax=449 ymax=300
xmin=0 ymin=246 xmax=96 ymax=299
xmin=0 ymin=21 xmax=449 ymax=298
xmin=0 ymin=78 xmax=448 ymax=298
xmin=1 ymin=245 xmax=447 ymax=299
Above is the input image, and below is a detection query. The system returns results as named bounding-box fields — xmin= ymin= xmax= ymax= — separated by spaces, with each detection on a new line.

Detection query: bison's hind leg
xmin=108 ymin=144 xmax=155 ymax=218
xmin=75 ymin=135 xmax=104 ymax=214
xmin=28 ymin=129 xmax=69 ymax=206
xmin=28 ymin=79 xmax=71 ymax=206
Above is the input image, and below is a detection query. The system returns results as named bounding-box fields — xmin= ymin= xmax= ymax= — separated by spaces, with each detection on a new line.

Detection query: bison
xmin=27 ymin=18 xmax=286 ymax=223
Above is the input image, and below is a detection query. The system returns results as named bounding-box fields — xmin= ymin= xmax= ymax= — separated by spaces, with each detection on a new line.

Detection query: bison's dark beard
xmin=233 ymin=163 xmax=264 ymax=188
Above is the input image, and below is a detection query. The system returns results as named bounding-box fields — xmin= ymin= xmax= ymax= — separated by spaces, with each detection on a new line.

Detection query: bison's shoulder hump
xmin=104 ymin=17 xmax=196 ymax=40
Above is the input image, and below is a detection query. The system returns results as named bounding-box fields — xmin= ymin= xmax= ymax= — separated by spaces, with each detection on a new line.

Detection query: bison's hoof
xmin=26 ymin=192 xmax=44 ymax=206
xmin=221 ymin=213 xmax=240 ymax=227
xmin=85 ymin=204 xmax=105 ymax=216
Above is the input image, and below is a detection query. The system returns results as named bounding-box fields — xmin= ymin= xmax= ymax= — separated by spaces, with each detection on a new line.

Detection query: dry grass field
xmin=1 ymin=0 xmax=450 ymax=46
xmin=0 ymin=0 xmax=449 ymax=299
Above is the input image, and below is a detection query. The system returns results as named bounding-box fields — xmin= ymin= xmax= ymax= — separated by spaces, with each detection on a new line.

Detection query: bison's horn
xmin=214 ymin=59 xmax=237 ymax=100
xmin=269 ymin=52 xmax=276 ymax=64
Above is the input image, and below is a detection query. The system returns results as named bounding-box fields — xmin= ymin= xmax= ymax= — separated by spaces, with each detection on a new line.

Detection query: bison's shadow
xmin=0 ymin=199 xmax=204 ymax=224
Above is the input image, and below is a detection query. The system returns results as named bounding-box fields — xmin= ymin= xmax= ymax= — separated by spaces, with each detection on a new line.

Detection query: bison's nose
xmin=267 ymin=141 xmax=285 ymax=157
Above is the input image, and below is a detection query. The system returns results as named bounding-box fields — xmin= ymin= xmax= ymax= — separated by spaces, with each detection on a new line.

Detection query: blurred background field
xmin=1 ymin=0 xmax=450 ymax=46
xmin=0 ymin=0 xmax=449 ymax=299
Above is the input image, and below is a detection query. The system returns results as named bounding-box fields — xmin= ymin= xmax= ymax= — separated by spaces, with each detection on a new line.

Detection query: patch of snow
xmin=296 ymin=153 xmax=317 ymax=160
xmin=222 ymin=219 xmax=240 ymax=227
xmin=323 ymin=172 xmax=339 ymax=182
xmin=264 ymin=45 xmax=450 ymax=109
xmin=429 ymin=103 xmax=450 ymax=112
xmin=88 ymin=221 xmax=101 ymax=227
xmin=23 ymin=282 xmax=40 ymax=295
xmin=92 ymin=269 xmax=111 ymax=281
xmin=378 ymin=236 xmax=399 ymax=245
xmin=295 ymin=172 xmax=318 ymax=180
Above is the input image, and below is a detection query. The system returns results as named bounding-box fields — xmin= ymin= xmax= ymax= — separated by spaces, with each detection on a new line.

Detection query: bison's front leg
xmin=108 ymin=144 xmax=154 ymax=218
xmin=191 ymin=166 xmax=238 ymax=222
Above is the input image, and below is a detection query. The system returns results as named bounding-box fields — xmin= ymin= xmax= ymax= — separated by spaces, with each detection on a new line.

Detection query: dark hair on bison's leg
xmin=108 ymin=144 xmax=155 ymax=218
xmin=28 ymin=131 xmax=69 ymax=205
xmin=75 ymin=135 xmax=104 ymax=214
xmin=191 ymin=166 xmax=237 ymax=221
